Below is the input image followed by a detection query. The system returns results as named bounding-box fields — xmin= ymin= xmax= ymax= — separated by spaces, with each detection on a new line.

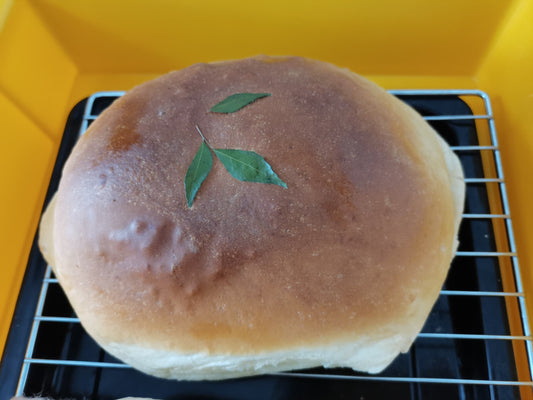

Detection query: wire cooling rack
xmin=9 ymin=90 xmax=533 ymax=399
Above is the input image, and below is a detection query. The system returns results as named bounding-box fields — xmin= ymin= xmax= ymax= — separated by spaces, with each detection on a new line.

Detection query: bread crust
xmin=40 ymin=56 xmax=464 ymax=379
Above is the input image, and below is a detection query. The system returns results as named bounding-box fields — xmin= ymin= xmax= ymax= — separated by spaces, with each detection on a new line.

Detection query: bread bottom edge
xmin=100 ymin=333 xmax=413 ymax=381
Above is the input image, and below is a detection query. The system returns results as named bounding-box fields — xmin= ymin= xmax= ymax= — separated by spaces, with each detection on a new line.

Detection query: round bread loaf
xmin=39 ymin=56 xmax=465 ymax=380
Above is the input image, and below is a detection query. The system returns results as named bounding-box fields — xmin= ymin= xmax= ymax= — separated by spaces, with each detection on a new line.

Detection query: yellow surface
xmin=0 ymin=90 xmax=54 ymax=350
xmin=1 ymin=0 xmax=532 ymax=380
xmin=30 ymin=0 xmax=513 ymax=75
xmin=0 ymin=0 xmax=77 ymax=137
xmin=477 ymin=0 xmax=533 ymax=323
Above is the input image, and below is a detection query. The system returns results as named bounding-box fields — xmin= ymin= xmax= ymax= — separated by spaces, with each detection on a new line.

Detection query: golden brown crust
xmin=42 ymin=56 xmax=464 ymax=376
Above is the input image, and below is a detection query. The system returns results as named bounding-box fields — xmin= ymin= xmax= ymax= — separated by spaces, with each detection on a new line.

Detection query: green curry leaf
xmin=210 ymin=93 xmax=271 ymax=113
xmin=184 ymin=141 xmax=213 ymax=207
xmin=213 ymin=148 xmax=287 ymax=188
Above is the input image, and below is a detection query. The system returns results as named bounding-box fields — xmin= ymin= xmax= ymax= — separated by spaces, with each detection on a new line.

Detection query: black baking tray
xmin=0 ymin=93 xmax=521 ymax=399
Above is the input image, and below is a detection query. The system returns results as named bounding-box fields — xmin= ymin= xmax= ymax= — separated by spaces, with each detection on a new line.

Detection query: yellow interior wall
xmin=476 ymin=0 xmax=533 ymax=327
xmin=0 ymin=0 xmax=77 ymax=138
xmin=0 ymin=0 xmax=76 ymax=351
xmin=0 ymin=90 xmax=55 ymax=352
xmin=31 ymin=0 xmax=512 ymax=75
xmin=0 ymin=0 xmax=13 ymax=28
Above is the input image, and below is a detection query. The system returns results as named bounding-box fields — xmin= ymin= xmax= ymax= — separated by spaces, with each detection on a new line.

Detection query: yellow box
xmin=1 ymin=0 xmax=532 ymax=381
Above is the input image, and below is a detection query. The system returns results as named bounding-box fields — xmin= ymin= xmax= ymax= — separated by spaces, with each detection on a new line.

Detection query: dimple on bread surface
xmin=40 ymin=55 xmax=464 ymax=379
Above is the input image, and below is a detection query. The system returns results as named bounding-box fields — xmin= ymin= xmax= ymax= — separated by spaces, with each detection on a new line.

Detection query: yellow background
xmin=1 ymin=0 xmax=532 ymax=378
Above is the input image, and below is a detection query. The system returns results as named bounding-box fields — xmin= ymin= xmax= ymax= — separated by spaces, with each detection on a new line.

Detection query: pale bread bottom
xmin=102 ymin=332 xmax=413 ymax=380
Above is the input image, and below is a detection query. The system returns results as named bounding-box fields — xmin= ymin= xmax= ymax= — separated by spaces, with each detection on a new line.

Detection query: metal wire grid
xmin=15 ymin=89 xmax=533 ymax=396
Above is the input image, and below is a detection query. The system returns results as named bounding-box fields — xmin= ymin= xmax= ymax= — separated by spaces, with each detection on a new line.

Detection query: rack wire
xmin=14 ymin=90 xmax=533 ymax=399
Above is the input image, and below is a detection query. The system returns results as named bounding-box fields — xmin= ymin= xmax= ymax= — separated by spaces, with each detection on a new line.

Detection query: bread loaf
xmin=39 ymin=55 xmax=464 ymax=380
